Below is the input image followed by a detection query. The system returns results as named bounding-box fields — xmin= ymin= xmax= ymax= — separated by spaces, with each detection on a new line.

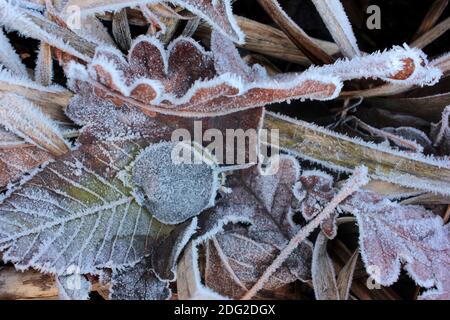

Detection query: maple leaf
xmin=190 ymin=155 xmax=313 ymax=298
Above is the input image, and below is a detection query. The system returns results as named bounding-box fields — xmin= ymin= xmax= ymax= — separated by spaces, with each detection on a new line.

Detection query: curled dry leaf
xmin=66 ymin=31 xmax=341 ymax=118
xmin=67 ymin=31 xmax=440 ymax=119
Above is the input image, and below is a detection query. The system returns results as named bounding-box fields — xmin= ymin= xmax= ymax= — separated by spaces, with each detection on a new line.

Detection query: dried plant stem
xmin=112 ymin=9 xmax=132 ymax=51
xmin=264 ymin=112 xmax=450 ymax=196
xmin=196 ymin=16 xmax=339 ymax=66
xmin=256 ymin=0 xmax=333 ymax=65
xmin=310 ymin=0 xmax=360 ymax=58
xmin=35 ymin=42 xmax=53 ymax=86
xmin=241 ymin=167 xmax=369 ymax=300
xmin=412 ymin=0 xmax=449 ymax=40
xmin=411 ymin=16 xmax=450 ymax=49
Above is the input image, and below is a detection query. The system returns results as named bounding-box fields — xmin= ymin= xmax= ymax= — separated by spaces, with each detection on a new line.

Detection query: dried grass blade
xmin=310 ymin=0 xmax=360 ymax=58
xmin=257 ymin=0 xmax=333 ymax=65
xmin=264 ymin=112 xmax=450 ymax=196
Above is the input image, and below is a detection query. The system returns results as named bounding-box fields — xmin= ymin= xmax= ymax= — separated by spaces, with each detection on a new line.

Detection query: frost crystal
xmin=342 ymin=191 xmax=450 ymax=299
xmin=131 ymin=142 xmax=221 ymax=225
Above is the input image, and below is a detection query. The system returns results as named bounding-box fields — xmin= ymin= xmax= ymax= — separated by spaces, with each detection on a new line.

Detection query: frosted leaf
xmin=312 ymin=44 xmax=442 ymax=86
xmin=152 ymin=217 xmax=198 ymax=281
xmin=198 ymin=156 xmax=313 ymax=298
xmin=341 ymin=191 xmax=450 ymax=299
xmin=293 ymin=170 xmax=338 ymax=239
xmin=57 ymin=274 xmax=92 ymax=300
xmin=66 ymin=32 xmax=342 ymax=118
xmin=63 ymin=0 xmax=245 ymax=43
xmin=109 ymin=258 xmax=171 ymax=300
xmin=311 ymin=229 xmax=339 ymax=300
xmin=204 ymin=230 xmax=304 ymax=299
xmin=0 ymin=144 xmax=53 ymax=188
xmin=0 ymin=93 xmax=69 ymax=156
xmin=67 ymin=32 xmax=440 ymax=118
xmin=0 ymin=28 xmax=28 ymax=77
xmin=0 ymin=139 xmax=177 ymax=276
xmin=0 ymin=1 xmax=95 ymax=61
xmin=0 ymin=125 xmax=53 ymax=188
xmin=131 ymin=142 xmax=221 ymax=225
xmin=310 ymin=0 xmax=360 ymax=58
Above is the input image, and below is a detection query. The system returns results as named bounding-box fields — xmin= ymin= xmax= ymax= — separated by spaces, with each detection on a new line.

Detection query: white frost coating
xmin=0 ymin=93 xmax=69 ymax=154
xmin=310 ymin=44 xmax=442 ymax=86
xmin=129 ymin=35 xmax=169 ymax=74
xmin=0 ymin=1 xmax=92 ymax=61
xmin=343 ymin=191 xmax=450 ymax=296
xmin=88 ymin=54 xmax=165 ymax=103
xmin=268 ymin=112 xmax=450 ymax=196
xmin=0 ymin=66 xmax=65 ymax=93
xmin=0 ymin=28 xmax=28 ymax=77
xmin=433 ymin=105 xmax=450 ymax=146
xmin=57 ymin=274 xmax=92 ymax=300
xmin=131 ymin=141 xmax=222 ymax=225
xmin=62 ymin=0 xmax=245 ymax=43
xmin=35 ymin=42 xmax=53 ymax=86
xmin=310 ymin=0 xmax=360 ymax=58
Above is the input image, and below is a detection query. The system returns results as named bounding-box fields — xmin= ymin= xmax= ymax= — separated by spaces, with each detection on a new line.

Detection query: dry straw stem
xmin=0 ymin=2 xmax=97 ymax=61
xmin=196 ymin=16 xmax=339 ymax=66
xmin=0 ymin=94 xmax=69 ymax=156
xmin=0 ymin=85 xmax=72 ymax=122
xmin=411 ymin=16 xmax=450 ymax=49
xmin=241 ymin=167 xmax=369 ymax=300
xmin=35 ymin=42 xmax=53 ymax=87
xmin=256 ymin=0 xmax=334 ymax=65
xmin=263 ymin=112 xmax=450 ymax=196
xmin=0 ymin=266 xmax=105 ymax=300
xmin=310 ymin=0 xmax=360 ymax=58
xmin=412 ymin=0 xmax=449 ymax=40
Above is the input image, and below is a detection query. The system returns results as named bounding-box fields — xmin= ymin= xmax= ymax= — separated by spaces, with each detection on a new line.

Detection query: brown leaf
xmin=199 ymin=156 xmax=313 ymax=298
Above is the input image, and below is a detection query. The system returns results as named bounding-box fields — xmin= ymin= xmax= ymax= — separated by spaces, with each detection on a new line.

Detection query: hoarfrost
xmin=0 ymin=28 xmax=28 ymax=77
xmin=57 ymin=273 xmax=92 ymax=300
xmin=131 ymin=142 xmax=221 ymax=225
